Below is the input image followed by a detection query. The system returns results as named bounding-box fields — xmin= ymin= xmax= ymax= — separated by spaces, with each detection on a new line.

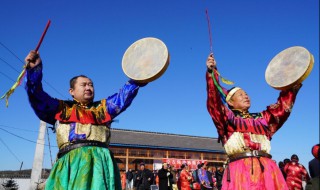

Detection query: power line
xmin=0 ymin=137 xmax=21 ymax=163
xmin=43 ymin=80 xmax=69 ymax=99
xmin=0 ymin=124 xmax=39 ymax=133
xmin=0 ymin=70 xmax=15 ymax=82
xmin=0 ymin=41 xmax=68 ymax=100
xmin=0 ymin=42 xmax=24 ymax=64
xmin=0 ymin=57 xmax=21 ymax=73
xmin=0 ymin=127 xmax=57 ymax=147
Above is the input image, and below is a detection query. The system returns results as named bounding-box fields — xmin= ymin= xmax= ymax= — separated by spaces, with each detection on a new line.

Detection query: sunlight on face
xmin=227 ymin=89 xmax=251 ymax=111
xmin=69 ymin=77 xmax=94 ymax=105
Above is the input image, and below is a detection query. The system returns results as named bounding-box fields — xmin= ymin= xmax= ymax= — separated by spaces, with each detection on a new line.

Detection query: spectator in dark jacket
xmin=133 ymin=170 xmax=139 ymax=189
xmin=306 ymin=144 xmax=320 ymax=190
xmin=158 ymin=163 xmax=173 ymax=190
xmin=192 ymin=164 xmax=202 ymax=190
xmin=126 ymin=168 xmax=134 ymax=190
xmin=278 ymin=161 xmax=287 ymax=179
xmin=136 ymin=162 xmax=154 ymax=190
xmin=215 ymin=167 xmax=224 ymax=190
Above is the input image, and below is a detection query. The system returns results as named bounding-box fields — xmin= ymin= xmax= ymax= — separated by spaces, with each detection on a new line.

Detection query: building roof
xmin=110 ymin=128 xmax=225 ymax=153
xmin=0 ymin=169 xmax=50 ymax=179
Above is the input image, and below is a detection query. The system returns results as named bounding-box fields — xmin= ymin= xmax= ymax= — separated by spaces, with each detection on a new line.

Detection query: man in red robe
xmin=284 ymin=154 xmax=310 ymax=190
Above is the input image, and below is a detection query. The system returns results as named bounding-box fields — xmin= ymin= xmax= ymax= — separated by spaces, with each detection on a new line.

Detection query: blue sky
xmin=0 ymin=0 xmax=318 ymax=172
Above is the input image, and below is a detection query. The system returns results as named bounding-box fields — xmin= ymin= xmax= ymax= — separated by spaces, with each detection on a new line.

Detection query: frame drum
xmin=265 ymin=46 xmax=314 ymax=90
xmin=122 ymin=37 xmax=170 ymax=83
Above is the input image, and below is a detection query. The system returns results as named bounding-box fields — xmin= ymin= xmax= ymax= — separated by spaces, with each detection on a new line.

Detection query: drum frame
xmin=265 ymin=46 xmax=314 ymax=90
xmin=122 ymin=37 xmax=170 ymax=83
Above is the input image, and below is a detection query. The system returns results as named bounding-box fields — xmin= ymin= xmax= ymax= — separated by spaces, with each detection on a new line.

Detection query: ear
xmin=69 ymin=88 xmax=74 ymax=97
xmin=227 ymin=100 xmax=234 ymax=107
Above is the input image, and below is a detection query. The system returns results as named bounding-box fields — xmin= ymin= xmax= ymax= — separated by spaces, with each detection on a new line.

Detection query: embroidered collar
xmin=232 ymin=109 xmax=263 ymax=119
xmin=73 ymin=99 xmax=93 ymax=109
xmin=232 ymin=109 xmax=251 ymax=118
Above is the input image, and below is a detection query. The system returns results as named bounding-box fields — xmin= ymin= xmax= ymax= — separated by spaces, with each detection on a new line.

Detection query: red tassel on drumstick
xmin=1 ymin=20 xmax=51 ymax=107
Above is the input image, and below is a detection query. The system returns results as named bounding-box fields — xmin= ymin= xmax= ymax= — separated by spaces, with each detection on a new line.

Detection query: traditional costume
xmin=284 ymin=155 xmax=310 ymax=190
xmin=198 ymin=167 xmax=212 ymax=189
xmin=179 ymin=167 xmax=192 ymax=190
xmin=206 ymin=69 xmax=301 ymax=190
xmin=25 ymin=63 xmax=141 ymax=190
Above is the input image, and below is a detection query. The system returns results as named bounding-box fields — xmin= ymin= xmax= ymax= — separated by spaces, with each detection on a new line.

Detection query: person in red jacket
xmin=179 ymin=164 xmax=192 ymax=190
xmin=284 ymin=154 xmax=310 ymax=190
xmin=121 ymin=171 xmax=127 ymax=190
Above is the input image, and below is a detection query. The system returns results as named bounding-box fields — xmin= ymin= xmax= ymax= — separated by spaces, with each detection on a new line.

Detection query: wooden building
xmin=109 ymin=128 xmax=227 ymax=171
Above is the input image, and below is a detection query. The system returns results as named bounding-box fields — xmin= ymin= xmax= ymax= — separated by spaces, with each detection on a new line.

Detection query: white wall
xmin=0 ymin=178 xmax=46 ymax=190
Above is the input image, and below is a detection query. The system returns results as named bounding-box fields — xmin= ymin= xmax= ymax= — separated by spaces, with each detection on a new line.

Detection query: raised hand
xmin=206 ymin=53 xmax=216 ymax=70
xmin=25 ymin=50 xmax=42 ymax=69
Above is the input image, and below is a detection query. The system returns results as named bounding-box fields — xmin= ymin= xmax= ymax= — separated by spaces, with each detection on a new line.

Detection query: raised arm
xmin=262 ymin=84 xmax=302 ymax=137
xmin=206 ymin=54 xmax=229 ymax=142
xmin=25 ymin=51 xmax=60 ymax=125
xmin=106 ymin=80 xmax=144 ymax=119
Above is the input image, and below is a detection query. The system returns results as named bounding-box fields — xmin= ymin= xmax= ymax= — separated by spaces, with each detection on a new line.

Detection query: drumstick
xmin=35 ymin=20 xmax=51 ymax=52
xmin=205 ymin=10 xmax=234 ymax=86
xmin=205 ymin=9 xmax=213 ymax=54
xmin=1 ymin=20 xmax=51 ymax=107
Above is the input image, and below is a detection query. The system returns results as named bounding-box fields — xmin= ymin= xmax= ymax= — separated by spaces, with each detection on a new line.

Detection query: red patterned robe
xmin=179 ymin=169 xmax=192 ymax=190
xmin=284 ymin=161 xmax=310 ymax=190
xmin=206 ymin=70 xmax=301 ymax=190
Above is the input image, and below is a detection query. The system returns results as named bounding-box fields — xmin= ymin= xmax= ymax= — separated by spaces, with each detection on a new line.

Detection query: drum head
xmin=265 ymin=46 xmax=314 ymax=90
xmin=122 ymin=37 xmax=170 ymax=83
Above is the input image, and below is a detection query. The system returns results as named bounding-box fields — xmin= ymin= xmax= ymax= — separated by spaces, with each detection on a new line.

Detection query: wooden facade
xmin=109 ymin=128 xmax=228 ymax=171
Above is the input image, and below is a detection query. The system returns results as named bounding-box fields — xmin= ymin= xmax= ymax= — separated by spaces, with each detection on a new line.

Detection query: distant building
xmin=0 ymin=128 xmax=226 ymax=189
xmin=109 ymin=128 xmax=227 ymax=171
xmin=0 ymin=169 xmax=49 ymax=190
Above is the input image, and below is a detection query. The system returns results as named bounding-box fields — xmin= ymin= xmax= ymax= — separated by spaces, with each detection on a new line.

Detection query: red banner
xmin=162 ymin=158 xmax=207 ymax=170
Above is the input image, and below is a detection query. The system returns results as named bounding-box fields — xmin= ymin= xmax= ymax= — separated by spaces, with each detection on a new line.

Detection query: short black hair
xmin=69 ymin=75 xmax=90 ymax=89
xmin=291 ymin=154 xmax=299 ymax=161
xmin=278 ymin=161 xmax=284 ymax=168
xmin=283 ymin=158 xmax=290 ymax=164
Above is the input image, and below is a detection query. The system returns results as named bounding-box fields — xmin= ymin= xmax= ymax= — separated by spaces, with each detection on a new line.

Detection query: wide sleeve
xmin=206 ymin=70 xmax=229 ymax=142
xmin=106 ymin=79 xmax=140 ymax=119
xmin=262 ymin=84 xmax=302 ymax=137
xmin=25 ymin=63 xmax=60 ymax=125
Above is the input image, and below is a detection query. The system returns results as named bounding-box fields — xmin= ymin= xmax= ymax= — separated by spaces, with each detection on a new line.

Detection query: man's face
xmin=69 ymin=77 xmax=94 ymax=105
xmin=163 ymin=163 xmax=168 ymax=169
xmin=140 ymin=165 xmax=145 ymax=170
xmin=227 ymin=89 xmax=251 ymax=111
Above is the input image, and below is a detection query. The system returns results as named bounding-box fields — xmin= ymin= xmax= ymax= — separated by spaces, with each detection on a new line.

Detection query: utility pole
xmin=29 ymin=120 xmax=46 ymax=190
